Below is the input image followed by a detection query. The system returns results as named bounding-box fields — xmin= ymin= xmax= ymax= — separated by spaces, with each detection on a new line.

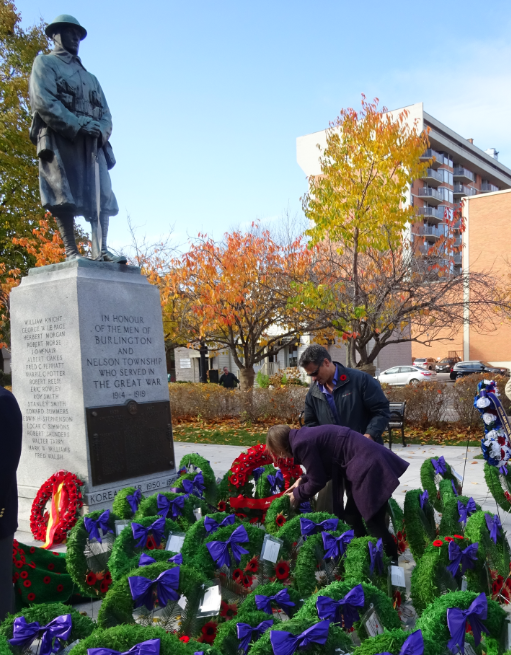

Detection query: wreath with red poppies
xmin=30 ymin=470 xmax=85 ymax=544
xmin=228 ymin=444 xmax=302 ymax=489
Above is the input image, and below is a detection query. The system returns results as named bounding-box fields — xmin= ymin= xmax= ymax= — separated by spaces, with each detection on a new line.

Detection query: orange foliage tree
xmin=161 ymin=226 xmax=327 ymax=389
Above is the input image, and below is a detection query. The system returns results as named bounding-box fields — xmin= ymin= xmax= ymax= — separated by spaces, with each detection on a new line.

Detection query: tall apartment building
xmin=297 ymin=102 xmax=511 ymax=275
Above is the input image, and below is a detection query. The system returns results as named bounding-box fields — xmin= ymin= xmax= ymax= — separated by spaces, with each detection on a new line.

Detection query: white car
xmin=378 ymin=365 xmax=438 ymax=386
xmin=413 ymin=358 xmax=437 ymax=370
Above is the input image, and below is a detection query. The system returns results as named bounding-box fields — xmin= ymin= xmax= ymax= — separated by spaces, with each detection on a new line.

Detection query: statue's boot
xmin=100 ymin=214 xmax=127 ymax=264
xmin=55 ymin=216 xmax=87 ymax=261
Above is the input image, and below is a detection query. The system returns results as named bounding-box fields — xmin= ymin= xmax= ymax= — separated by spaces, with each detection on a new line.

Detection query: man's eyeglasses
xmin=308 ymin=362 xmax=323 ymax=377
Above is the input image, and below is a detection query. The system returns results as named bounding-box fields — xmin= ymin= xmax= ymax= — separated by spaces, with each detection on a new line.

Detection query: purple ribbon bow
xmin=126 ymin=489 xmax=142 ymax=514
xmin=204 ymin=514 xmax=236 ymax=534
xmin=269 ymin=620 xmax=330 ymax=655
xmin=157 ymin=494 xmax=185 ymax=519
xmin=316 ymin=584 xmax=364 ymax=630
xmin=181 ymin=473 xmax=205 ymax=497
xmin=500 ymin=463 xmax=508 ymax=476
xmin=128 ymin=568 xmax=180 ymax=610
xmin=138 ymin=553 xmax=156 ymax=566
xmin=299 ymin=502 xmax=313 ymax=514
xmin=252 ymin=467 xmax=265 ymax=482
xmin=9 ymin=615 xmax=72 ymax=655
xmin=369 ymin=538 xmax=384 ymax=575
xmin=131 ymin=517 xmax=166 ymax=549
xmin=300 ymin=518 xmax=339 ymax=537
xmin=267 ymin=470 xmax=284 ymax=494
xmin=322 ymin=530 xmax=354 ymax=560
xmin=87 ymin=639 xmax=161 ymax=655
xmin=84 ymin=510 xmax=113 ymax=544
xmin=446 ymin=540 xmax=478 ymax=577
xmin=458 ymin=498 xmax=477 ymax=525
xmin=377 ymin=630 xmax=424 ymax=655
xmin=485 ymin=514 xmax=502 ymax=544
xmin=168 ymin=553 xmax=183 ymax=564
xmin=432 ymin=456 xmax=447 ymax=476
xmin=237 ymin=620 xmax=273 ymax=654
xmin=255 ymin=588 xmax=296 ymax=614
xmin=206 ymin=524 xmax=249 ymax=568
xmin=447 ymin=593 xmax=489 ymax=653
xmin=419 ymin=490 xmax=429 ymax=510
xmin=451 ymin=480 xmax=458 ymax=497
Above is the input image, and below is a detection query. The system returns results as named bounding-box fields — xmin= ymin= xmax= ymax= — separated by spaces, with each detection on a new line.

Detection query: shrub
xmin=384 ymin=381 xmax=448 ymax=428
xmin=256 ymin=370 xmax=270 ymax=388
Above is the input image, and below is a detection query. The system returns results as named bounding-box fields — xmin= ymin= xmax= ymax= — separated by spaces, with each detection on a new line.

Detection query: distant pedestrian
xmin=219 ymin=367 xmax=239 ymax=389
xmin=0 ymin=387 xmax=22 ymax=619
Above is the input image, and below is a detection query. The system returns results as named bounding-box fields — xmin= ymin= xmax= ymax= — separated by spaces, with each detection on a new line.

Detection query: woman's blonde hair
xmin=266 ymin=424 xmax=292 ymax=457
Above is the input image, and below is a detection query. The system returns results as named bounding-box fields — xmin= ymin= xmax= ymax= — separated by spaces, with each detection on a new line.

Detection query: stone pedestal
xmin=11 ymin=259 xmax=176 ymax=531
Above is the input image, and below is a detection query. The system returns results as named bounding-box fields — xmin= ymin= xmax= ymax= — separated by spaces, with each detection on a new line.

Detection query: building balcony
xmin=480 ymin=182 xmax=499 ymax=193
xmin=453 ymin=166 xmax=475 ymax=183
xmin=413 ymin=224 xmax=446 ymax=241
xmin=453 ymin=253 xmax=462 ymax=265
xmin=416 ymin=206 xmax=445 ymax=222
xmin=421 ymin=168 xmax=444 ymax=186
xmin=420 ymin=148 xmax=444 ymax=169
xmin=453 ymin=184 xmax=477 ymax=198
xmin=417 ymin=187 xmax=444 ymax=205
xmin=453 ymin=219 xmax=461 ymax=231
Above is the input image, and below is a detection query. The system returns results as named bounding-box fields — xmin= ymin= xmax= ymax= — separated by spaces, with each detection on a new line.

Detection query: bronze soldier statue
xmin=29 ymin=15 xmax=126 ymax=264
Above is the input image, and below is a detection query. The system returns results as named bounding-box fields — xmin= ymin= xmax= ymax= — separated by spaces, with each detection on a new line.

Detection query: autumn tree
xmin=162 ymin=226 xmax=326 ymax=389
xmin=300 ymin=97 xmax=506 ymax=369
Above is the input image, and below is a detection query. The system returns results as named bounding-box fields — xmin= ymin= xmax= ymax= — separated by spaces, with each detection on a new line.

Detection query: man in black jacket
xmin=218 ymin=367 xmax=239 ymax=389
xmin=299 ymin=344 xmax=390 ymax=513
xmin=0 ymin=386 xmax=22 ymax=619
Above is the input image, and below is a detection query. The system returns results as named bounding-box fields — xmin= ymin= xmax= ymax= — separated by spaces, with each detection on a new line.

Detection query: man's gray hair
xmin=299 ymin=344 xmax=332 ymax=368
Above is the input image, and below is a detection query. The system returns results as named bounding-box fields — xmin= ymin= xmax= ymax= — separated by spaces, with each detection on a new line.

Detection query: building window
xmin=288 ymin=343 xmax=299 ymax=367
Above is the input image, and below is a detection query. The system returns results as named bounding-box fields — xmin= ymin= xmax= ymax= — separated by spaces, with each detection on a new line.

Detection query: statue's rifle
xmin=89 ymin=136 xmax=102 ymax=260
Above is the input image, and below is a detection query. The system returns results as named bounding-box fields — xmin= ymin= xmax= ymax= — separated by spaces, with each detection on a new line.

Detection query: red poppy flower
xmin=232 ymin=568 xmax=243 ymax=582
xmin=275 ymin=560 xmax=290 ymax=580
xmin=23 ymin=580 xmax=31 ymax=588
xmin=27 ymin=593 xmax=36 ymax=601
xmin=43 ymin=576 xmax=51 ymax=584
xmin=53 ymin=552 xmax=59 ymax=556
xmin=453 ymin=535 xmax=464 ymax=539
xmin=339 ymin=374 xmax=347 ymax=381
xmin=220 ymin=600 xmax=238 ymax=619
xmin=445 ymin=536 xmax=454 ymax=542
xmin=145 ymin=535 xmax=157 ymax=550
xmin=100 ymin=580 xmax=109 ymax=594
xmin=235 ymin=513 xmax=247 ymax=519
xmin=48 ymin=563 xmax=55 ymax=571
xmin=275 ymin=514 xmax=287 ymax=527
xmin=20 ymin=571 xmax=28 ymax=579
xmin=29 ymin=547 xmax=35 ymax=554
xmin=246 ymin=557 xmax=259 ymax=573
xmin=13 ymin=573 xmax=19 ymax=581
xmin=492 ymin=581 xmax=499 ymax=595
xmin=86 ymin=572 xmax=97 ymax=586
xmin=104 ymin=571 xmax=112 ymax=583
xmin=393 ymin=590 xmax=402 ymax=608
xmin=179 ymin=637 xmax=190 ymax=643
xmin=14 ymin=561 xmax=23 ymax=569
xmin=200 ymin=622 xmax=218 ymax=644
xmin=56 ymin=584 xmax=64 ymax=592
xmin=217 ymin=501 xmax=227 ymax=512
xmin=397 ymin=531 xmax=403 ymax=540
xmin=242 ymin=574 xmax=253 ymax=588
xmin=433 ymin=540 xmax=444 ymax=547
xmin=28 ymin=561 xmax=36 ymax=569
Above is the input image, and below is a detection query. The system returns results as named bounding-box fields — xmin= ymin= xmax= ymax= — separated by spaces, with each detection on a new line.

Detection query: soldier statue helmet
xmin=29 ymin=15 xmax=127 ymax=264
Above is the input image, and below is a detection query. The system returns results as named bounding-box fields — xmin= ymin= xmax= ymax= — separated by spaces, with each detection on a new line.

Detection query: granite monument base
xmin=11 ymin=259 xmax=177 ymax=531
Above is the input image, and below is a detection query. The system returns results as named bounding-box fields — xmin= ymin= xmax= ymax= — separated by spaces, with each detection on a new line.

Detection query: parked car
xmin=378 ymin=365 xmax=438 ymax=386
xmin=436 ymin=356 xmax=461 ymax=373
xmin=413 ymin=358 xmax=437 ymax=371
xmin=449 ymin=360 xmax=510 ymax=380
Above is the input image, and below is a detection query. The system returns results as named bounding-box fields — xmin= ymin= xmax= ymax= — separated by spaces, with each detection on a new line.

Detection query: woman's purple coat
xmin=290 ymin=425 xmax=409 ymax=521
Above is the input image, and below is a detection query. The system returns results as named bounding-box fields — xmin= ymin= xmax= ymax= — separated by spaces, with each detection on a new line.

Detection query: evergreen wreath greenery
xmin=484 ymin=462 xmax=511 ymax=513
xmin=274 ymin=512 xmax=347 ymax=559
xmin=388 ymin=498 xmax=404 ymax=534
xmin=254 ymin=465 xmax=278 ymax=499
xmin=133 ymin=492 xmax=208 ymax=532
xmin=350 ymin=628 xmax=440 ymax=655
xmin=96 ymin=561 xmax=207 ymax=630
xmin=213 ymin=609 xmax=274 ymax=655
xmin=108 ymin=516 xmax=181 ymax=582
xmin=247 ymin=615 xmax=354 ymax=655
xmin=465 ymin=510 xmax=510 ymax=579
xmin=176 ymin=452 xmax=217 ymax=506
xmin=112 ymin=487 xmax=144 ymax=520
xmin=0 ymin=637 xmax=10 ymax=655
xmin=438 ymin=477 xmax=457 ymax=509
xmin=410 ymin=535 xmax=488 ymax=615
xmin=403 ymin=489 xmax=436 ymax=561
xmin=420 ymin=457 xmax=459 ymax=511
xmin=264 ymin=494 xmax=295 ymax=535
xmin=295 ymin=579 xmax=401 ymax=642
xmin=193 ymin=522 xmax=265 ymax=580
xmin=216 ymin=470 xmax=252 ymax=511
xmin=66 ymin=509 xmax=119 ymax=598
xmin=0 ymin=602 xmax=96 ymax=643
xmin=291 ymin=529 xmax=347 ymax=599
xmin=438 ymin=495 xmax=481 ymax=536
xmin=236 ymin=582 xmax=303 ymax=620
xmin=181 ymin=513 xmax=242 ymax=563
xmin=415 ymin=590 xmax=506 ymax=647
xmin=343 ymin=537 xmax=391 ymax=594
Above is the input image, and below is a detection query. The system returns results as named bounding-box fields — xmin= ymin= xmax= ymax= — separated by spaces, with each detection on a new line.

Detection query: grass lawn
xmin=172 ymin=419 xmax=482 ymax=448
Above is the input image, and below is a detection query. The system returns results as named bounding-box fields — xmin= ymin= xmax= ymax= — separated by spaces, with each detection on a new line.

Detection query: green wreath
xmin=236 ymin=582 xmax=303 ymax=620
xmin=216 ymin=470 xmax=252 ymax=513
xmin=410 ymin=536 xmax=488 ymax=615
xmin=193 ymin=522 xmax=265 ymax=581
xmin=68 ymin=623 xmax=218 ymax=655
xmin=112 ymin=487 xmax=144 ymax=520
xmin=247 ymin=616 xmax=354 ymax=655
xmin=465 ymin=510 xmax=510 ymax=579
xmin=97 ymin=561 xmax=207 ymax=631
xmin=0 ymin=637 xmax=10 ymax=655
xmin=343 ymin=537 xmax=391 ymax=594
xmin=438 ymin=478 xmax=456 ymax=507
xmin=420 ymin=457 xmax=460 ymax=511
xmin=213 ymin=609 xmax=274 ymax=655
xmin=133 ymin=492 xmax=208 ymax=532
xmin=415 ymin=590 xmax=506 ymax=647
xmin=388 ymin=498 xmax=404 ymax=533
xmin=66 ymin=509 xmax=119 ymax=598
xmin=274 ymin=512 xmax=346 ymax=559
xmin=108 ymin=516 xmax=181 ymax=582
xmin=438 ymin=495 xmax=481 ymax=536
xmin=296 ymin=579 xmax=401 ymax=642
xmin=177 ymin=452 xmax=217 ymax=506
xmin=351 ymin=628 xmax=439 ymax=655
xmin=181 ymin=513 xmax=243 ymax=563
xmin=484 ymin=462 xmax=511 ymax=514
xmin=0 ymin=602 xmax=96 ymax=644
xmin=265 ymin=495 xmax=294 ymax=535
xmin=403 ymin=489 xmax=436 ymax=561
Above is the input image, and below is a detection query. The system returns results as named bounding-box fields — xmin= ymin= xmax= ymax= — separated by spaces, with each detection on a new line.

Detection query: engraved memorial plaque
xmin=86 ymin=400 xmax=175 ymax=485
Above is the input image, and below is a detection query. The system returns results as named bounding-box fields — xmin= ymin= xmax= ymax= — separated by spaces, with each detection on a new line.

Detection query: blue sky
xmin=21 ymin=0 xmax=511 ymax=252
